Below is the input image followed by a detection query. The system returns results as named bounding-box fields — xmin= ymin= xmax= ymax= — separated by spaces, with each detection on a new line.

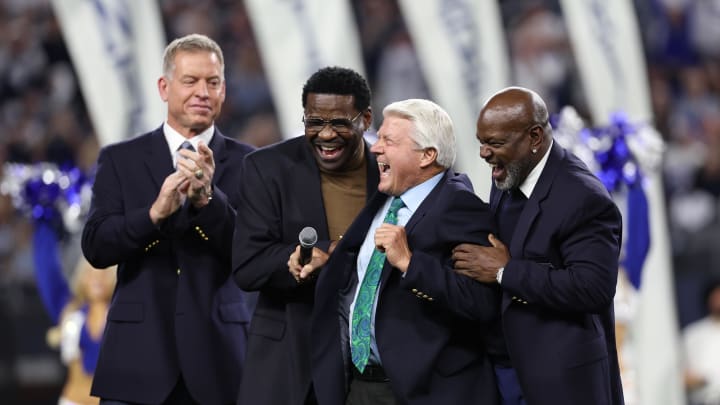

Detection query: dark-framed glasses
xmin=302 ymin=110 xmax=363 ymax=134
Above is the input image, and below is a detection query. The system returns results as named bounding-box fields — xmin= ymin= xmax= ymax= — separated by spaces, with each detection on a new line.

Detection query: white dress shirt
xmin=163 ymin=122 xmax=214 ymax=168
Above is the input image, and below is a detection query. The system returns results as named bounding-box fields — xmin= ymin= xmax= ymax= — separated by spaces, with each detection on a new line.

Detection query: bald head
xmin=476 ymin=86 xmax=552 ymax=190
xmin=480 ymin=87 xmax=551 ymax=137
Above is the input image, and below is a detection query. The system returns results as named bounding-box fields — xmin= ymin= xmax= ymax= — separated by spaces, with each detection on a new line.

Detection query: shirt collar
xmin=163 ymin=122 xmax=215 ymax=154
xmin=397 ymin=171 xmax=444 ymax=214
xmin=519 ymin=139 xmax=553 ymax=198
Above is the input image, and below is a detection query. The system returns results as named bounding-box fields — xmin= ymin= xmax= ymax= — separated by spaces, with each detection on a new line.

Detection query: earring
xmin=532 ymin=148 xmax=537 ymax=154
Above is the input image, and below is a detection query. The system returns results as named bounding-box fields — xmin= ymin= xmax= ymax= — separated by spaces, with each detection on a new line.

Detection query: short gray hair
xmin=382 ymin=99 xmax=456 ymax=168
xmin=162 ymin=33 xmax=225 ymax=80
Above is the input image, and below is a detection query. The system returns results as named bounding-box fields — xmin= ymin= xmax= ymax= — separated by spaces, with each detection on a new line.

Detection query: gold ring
xmin=194 ymin=169 xmax=204 ymax=180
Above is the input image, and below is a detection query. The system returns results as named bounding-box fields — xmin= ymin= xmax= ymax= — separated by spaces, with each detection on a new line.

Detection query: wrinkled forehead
xmin=478 ymin=105 xmax=532 ymax=134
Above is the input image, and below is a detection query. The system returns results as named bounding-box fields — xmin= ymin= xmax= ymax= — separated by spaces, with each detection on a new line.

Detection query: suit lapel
xmin=144 ymin=128 xmax=174 ymax=189
xmin=209 ymin=129 xmax=228 ymax=184
xmin=343 ymin=191 xmax=388 ymax=253
xmin=377 ymin=171 xmax=449 ymax=294
xmin=402 ymin=170 xmax=448 ymax=235
xmin=509 ymin=142 xmax=564 ymax=256
xmin=364 ymin=141 xmax=380 ymax=200
xmin=489 ymin=185 xmax=503 ymax=216
xmin=292 ymin=140 xmax=330 ymax=240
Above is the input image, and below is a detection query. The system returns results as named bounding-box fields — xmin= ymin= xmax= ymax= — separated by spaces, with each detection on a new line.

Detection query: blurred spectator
xmin=683 ymin=279 xmax=720 ymax=405
xmin=692 ymin=110 xmax=720 ymax=198
xmin=234 ymin=112 xmax=282 ymax=148
xmin=370 ymin=30 xmax=431 ymax=129
xmin=352 ymin=0 xmax=431 ymax=129
xmin=33 ymin=222 xmax=116 ymax=405
xmin=1 ymin=0 xmax=720 ymax=402
xmin=505 ymin=1 xmax=575 ymax=112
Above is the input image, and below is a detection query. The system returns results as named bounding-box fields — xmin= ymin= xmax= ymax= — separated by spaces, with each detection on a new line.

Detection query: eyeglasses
xmin=302 ymin=111 xmax=363 ymax=135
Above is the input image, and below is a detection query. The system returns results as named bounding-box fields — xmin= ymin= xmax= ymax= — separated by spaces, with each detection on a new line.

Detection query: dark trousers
xmin=494 ymin=364 xmax=527 ymax=405
xmin=346 ymin=365 xmax=396 ymax=405
xmin=100 ymin=376 xmax=199 ymax=405
xmin=305 ymin=384 xmax=319 ymax=405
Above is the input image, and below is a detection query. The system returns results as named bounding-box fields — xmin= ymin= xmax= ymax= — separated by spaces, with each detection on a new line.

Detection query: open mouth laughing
xmin=315 ymin=142 xmax=345 ymax=161
xmin=378 ymin=162 xmax=390 ymax=176
xmin=490 ymin=162 xmax=506 ymax=180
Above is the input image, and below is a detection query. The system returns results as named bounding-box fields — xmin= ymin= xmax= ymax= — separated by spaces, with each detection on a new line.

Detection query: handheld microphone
xmin=298 ymin=226 xmax=318 ymax=265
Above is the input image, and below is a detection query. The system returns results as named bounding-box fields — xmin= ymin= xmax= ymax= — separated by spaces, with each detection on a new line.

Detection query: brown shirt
xmin=320 ymin=160 xmax=368 ymax=242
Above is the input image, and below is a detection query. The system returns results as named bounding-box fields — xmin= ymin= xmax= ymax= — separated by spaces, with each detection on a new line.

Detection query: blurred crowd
xmin=1 ymin=0 xmax=720 ymax=402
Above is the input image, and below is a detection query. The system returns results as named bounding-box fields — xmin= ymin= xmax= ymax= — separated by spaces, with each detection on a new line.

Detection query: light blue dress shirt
xmin=349 ymin=171 xmax=444 ymax=366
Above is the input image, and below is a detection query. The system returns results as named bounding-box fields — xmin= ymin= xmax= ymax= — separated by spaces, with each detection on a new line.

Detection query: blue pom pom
xmin=1 ymin=162 xmax=94 ymax=233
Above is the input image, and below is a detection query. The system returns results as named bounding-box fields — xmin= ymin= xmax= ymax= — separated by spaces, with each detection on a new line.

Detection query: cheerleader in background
xmin=33 ymin=222 xmax=115 ymax=405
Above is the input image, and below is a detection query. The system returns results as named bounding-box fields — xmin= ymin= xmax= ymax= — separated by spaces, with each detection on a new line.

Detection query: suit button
xmin=177 ymin=268 xmax=181 ymax=275
xmin=411 ymin=288 xmax=418 ymax=293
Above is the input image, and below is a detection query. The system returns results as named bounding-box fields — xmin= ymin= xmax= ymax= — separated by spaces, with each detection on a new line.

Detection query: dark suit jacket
xmin=232 ymin=136 xmax=379 ymax=405
xmin=81 ymin=127 xmax=254 ymax=405
xmin=495 ymin=142 xmax=624 ymax=404
xmin=312 ymin=171 xmax=501 ymax=405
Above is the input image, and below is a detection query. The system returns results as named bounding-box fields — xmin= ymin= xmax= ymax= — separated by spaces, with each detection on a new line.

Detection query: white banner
xmin=245 ymin=0 xmax=365 ymax=139
xmin=560 ymin=0 xmax=652 ymax=122
xmin=397 ymin=0 xmax=509 ymax=200
xmin=51 ymin=0 xmax=166 ymax=147
xmin=559 ymin=1 xmax=685 ymax=404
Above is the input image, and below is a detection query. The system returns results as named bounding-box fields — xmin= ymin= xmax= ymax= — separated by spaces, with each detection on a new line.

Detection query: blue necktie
xmin=350 ymin=197 xmax=405 ymax=372
xmin=176 ymin=141 xmax=195 ymax=168
xmin=179 ymin=140 xmax=195 ymax=152
xmin=497 ymin=188 xmax=527 ymax=244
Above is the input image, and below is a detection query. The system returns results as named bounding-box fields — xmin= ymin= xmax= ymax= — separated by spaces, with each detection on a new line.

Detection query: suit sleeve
xmin=400 ymin=189 xmax=501 ymax=322
xmin=81 ymin=147 xmax=161 ymax=269
xmin=167 ymin=184 xmax=237 ymax=264
xmin=501 ymin=190 xmax=622 ymax=313
xmin=232 ymin=155 xmax=324 ymax=293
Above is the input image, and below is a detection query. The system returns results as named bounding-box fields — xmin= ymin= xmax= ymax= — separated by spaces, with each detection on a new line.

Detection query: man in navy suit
xmin=82 ymin=34 xmax=254 ymax=405
xmin=453 ymin=86 xmax=624 ymax=404
xmin=306 ymin=99 xmax=501 ymax=405
xmin=233 ymin=66 xmax=378 ymax=405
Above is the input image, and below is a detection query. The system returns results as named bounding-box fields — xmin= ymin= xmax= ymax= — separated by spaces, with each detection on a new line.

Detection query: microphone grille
xmin=299 ymin=226 xmax=318 ymax=247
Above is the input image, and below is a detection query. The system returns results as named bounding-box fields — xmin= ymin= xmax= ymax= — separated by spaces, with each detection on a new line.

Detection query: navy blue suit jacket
xmin=233 ymin=136 xmax=379 ymax=405
xmin=495 ymin=142 xmax=624 ymax=404
xmin=82 ymin=127 xmax=254 ymax=404
xmin=312 ymin=171 xmax=501 ymax=405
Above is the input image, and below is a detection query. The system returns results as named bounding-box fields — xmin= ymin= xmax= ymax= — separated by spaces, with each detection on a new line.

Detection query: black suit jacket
xmin=312 ymin=171 xmax=501 ymax=405
xmin=233 ymin=136 xmax=379 ymax=405
xmin=82 ymin=127 xmax=254 ymax=405
xmin=494 ymin=142 xmax=624 ymax=404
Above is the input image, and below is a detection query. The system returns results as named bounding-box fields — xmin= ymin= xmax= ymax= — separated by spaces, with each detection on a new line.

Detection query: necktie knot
xmin=179 ymin=141 xmax=195 ymax=152
xmin=384 ymin=197 xmax=405 ymax=225
xmin=509 ymin=188 xmax=526 ymax=201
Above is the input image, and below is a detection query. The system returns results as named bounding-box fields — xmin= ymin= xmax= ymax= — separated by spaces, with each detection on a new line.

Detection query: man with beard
xmin=233 ymin=66 xmax=378 ymax=405
xmin=452 ymin=86 xmax=624 ymax=405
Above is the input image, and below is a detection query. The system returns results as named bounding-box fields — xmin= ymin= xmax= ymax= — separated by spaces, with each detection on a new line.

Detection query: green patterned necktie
xmin=350 ymin=196 xmax=405 ymax=372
